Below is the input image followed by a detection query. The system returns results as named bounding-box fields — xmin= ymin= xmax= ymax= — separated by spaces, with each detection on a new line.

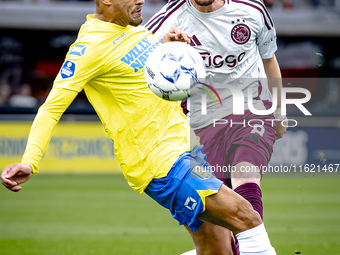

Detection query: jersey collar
xmin=86 ymin=14 xmax=130 ymax=31
xmin=186 ymin=0 xmax=229 ymax=19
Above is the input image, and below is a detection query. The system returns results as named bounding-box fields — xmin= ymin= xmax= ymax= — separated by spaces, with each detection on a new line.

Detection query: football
xmin=144 ymin=41 xmax=206 ymax=101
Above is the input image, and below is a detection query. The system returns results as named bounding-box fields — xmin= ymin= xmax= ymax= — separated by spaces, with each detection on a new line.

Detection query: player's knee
xmin=246 ymin=209 xmax=262 ymax=229
xmin=236 ymin=198 xmax=262 ymax=231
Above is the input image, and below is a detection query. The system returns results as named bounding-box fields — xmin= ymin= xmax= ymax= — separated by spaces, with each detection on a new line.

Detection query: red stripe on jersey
xmin=152 ymin=0 xmax=187 ymax=34
xmin=145 ymin=12 xmax=166 ymax=28
xmin=232 ymin=0 xmax=271 ymax=30
xmin=248 ymin=0 xmax=274 ymax=27
xmin=192 ymin=35 xmax=202 ymax=46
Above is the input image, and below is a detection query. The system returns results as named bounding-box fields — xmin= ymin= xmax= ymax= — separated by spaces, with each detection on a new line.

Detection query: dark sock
xmin=231 ymin=234 xmax=240 ymax=255
xmin=231 ymin=183 xmax=263 ymax=255
xmin=234 ymin=182 xmax=263 ymax=220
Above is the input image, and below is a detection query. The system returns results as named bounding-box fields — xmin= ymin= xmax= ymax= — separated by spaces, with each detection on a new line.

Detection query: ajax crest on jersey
xmin=144 ymin=41 xmax=206 ymax=101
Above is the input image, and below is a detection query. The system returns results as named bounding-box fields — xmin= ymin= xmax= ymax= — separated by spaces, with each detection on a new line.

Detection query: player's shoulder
xmin=74 ymin=23 xmax=102 ymax=48
xmin=145 ymin=0 xmax=189 ymax=34
xmin=229 ymin=0 xmax=274 ymax=30
xmin=66 ymin=31 xmax=102 ymax=62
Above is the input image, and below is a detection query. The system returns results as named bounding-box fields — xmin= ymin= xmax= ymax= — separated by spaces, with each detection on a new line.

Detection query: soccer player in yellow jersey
xmin=1 ymin=0 xmax=277 ymax=254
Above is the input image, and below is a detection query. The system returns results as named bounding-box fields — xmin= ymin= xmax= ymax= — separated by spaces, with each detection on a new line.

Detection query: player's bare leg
xmin=184 ymin=222 xmax=233 ymax=255
xmin=184 ymin=184 xmax=257 ymax=255
xmin=231 ymin=162 xmax=261 ymax=189
xmin=185 ymin=185 xmax=275 ymax=255
xmin=199 ymin=185 xmax=260 ymax=235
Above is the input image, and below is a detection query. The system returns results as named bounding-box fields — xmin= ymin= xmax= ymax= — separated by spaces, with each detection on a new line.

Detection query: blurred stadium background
xmin=0 ymin=0 xmax=340 ymax=254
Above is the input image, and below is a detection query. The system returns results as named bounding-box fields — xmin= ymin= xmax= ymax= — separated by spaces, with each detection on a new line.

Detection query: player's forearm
xmin=263 ymin=55 xmax=282 ymax=108
xmin=21 ymin=88 xmax=78 ymax=174
xmin=21 ymin=108 xmax=59 ymax=174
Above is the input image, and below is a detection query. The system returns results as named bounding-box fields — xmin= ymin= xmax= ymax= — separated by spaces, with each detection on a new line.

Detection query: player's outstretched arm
xmin=263 ymin=55 xmax=287 ymax=139
xmin=1 ymin=88 xmax=79 ymax=193
xmin=1 ymin=163 xmax=33 ymax=192
xmin=162 ymin=27 xmax=191 ymax=44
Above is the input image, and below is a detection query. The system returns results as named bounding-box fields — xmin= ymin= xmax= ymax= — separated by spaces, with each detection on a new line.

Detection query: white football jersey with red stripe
xmin=146 ymin=0 xmax=278 ymax=129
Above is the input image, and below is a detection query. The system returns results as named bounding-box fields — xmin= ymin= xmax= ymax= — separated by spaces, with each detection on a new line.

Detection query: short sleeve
xmin=145 ymin=3 xmax=178 ymax=43
xmin=256 ymin=11 xmax=278 ymax=60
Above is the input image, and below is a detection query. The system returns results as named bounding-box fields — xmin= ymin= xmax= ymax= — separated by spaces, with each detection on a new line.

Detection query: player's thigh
xmin=228 ymin=144 xmax=263 ymax=189
xmin=185 ymin=222 xmax=233 ymax=255
xmin=231 ymin=161 xmax=261 ymax=189
xmin=227 ymin=112 xmax=276 ymax=174
xmin=198 ymin=185 xmax=261 ymax=234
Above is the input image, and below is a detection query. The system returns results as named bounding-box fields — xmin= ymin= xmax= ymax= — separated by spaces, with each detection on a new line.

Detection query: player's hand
xmin=163 ymin=27 xmax=191 ymax=44
xmin=1 ymin=163 xmax=33 ymax=192
xmin=274 ymin=117 xmax=288 ymax=139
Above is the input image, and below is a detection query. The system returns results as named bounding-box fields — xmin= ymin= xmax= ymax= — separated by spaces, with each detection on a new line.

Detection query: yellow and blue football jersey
xmin=22 ymin=15 xmax=198 ymax=194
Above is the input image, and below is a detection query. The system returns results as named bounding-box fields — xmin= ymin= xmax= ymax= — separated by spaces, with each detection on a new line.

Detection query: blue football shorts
xmin=144 ymin=145 xmax=223 ymax=231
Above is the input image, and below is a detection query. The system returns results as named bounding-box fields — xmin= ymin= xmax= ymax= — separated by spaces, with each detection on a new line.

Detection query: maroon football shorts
xmin=194 ymin=110 xmax=277 ymax=186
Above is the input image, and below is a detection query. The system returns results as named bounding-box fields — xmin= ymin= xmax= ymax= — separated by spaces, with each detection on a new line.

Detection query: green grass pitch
xmin=0 ymin=174 xmax=339 ymax=255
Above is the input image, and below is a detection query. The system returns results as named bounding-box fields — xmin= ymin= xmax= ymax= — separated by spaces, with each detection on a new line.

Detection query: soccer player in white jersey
xmin=1 ymin=0 xmax=277 ymax=254
xmin=147 ymin=0 xmax=287 ymax=254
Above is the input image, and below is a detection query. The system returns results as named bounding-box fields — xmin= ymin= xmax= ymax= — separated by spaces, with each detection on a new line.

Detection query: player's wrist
xmin=273 ymin=108 xmax=286 ymax=122
xmin=21 ymin=161 xmax=38 ymax=174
